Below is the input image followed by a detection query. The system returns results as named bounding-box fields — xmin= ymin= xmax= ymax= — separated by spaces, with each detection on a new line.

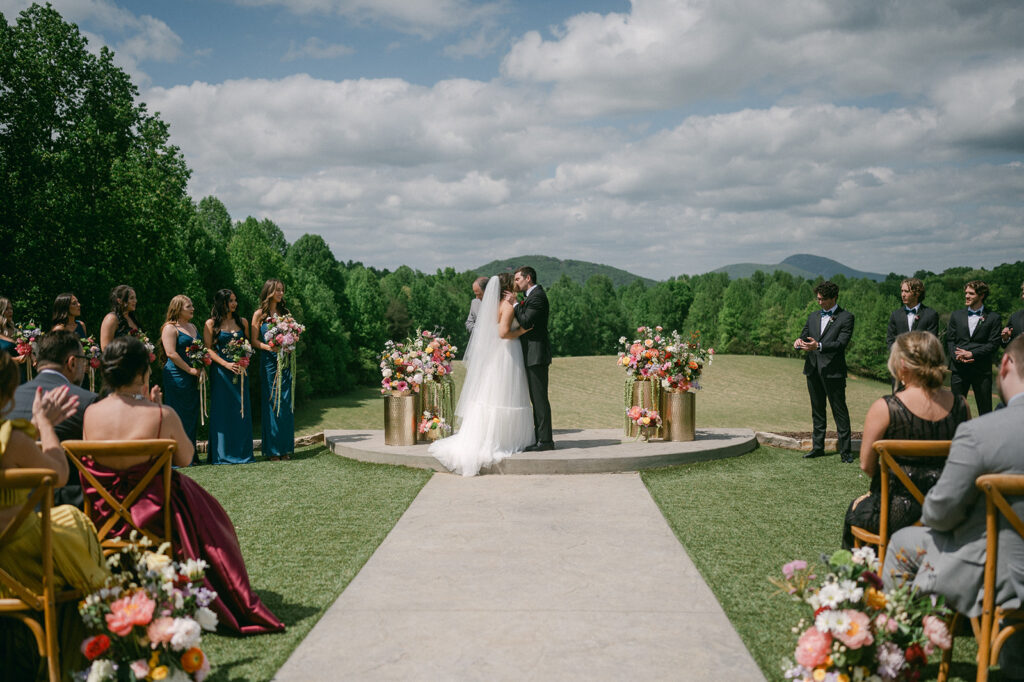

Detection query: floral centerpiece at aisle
xmin=83 ymin=335 xmax=102 ymax=392
xmin=185 ymin=340 xmax=212 ymax=424
xmin=15 ymin=320 xmax=43 ymax=380
xmin=770 ymin=547 xmax=952 ymax=682
xmin=411 ymin=329 xmax=457 ymax=431
xmin=263 ymin=314 xmax=305 ymax=415
xmin=221 ymin=337 xmax=254 ymax=417
xmin=77 ymin=536 xmax=217 ymax=682
xmin=659 ymin=330 xmax=714 ymax=392
xmin=626 ymin=406 xmax=661 ymax=441
xmin=417 ymin=411 xmax=451 ymax=441
xmin=617 ymin=326 xmax=666 ymax=436
xmin=379 ymin=339 xmax=423 ymax=395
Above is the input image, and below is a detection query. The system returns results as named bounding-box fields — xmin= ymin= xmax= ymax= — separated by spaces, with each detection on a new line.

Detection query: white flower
xmin=815 ymin=609 xmax=850 ymax=634
xmin=180 ymin=558 xmax=208 ymax=579
xmin=169 ymin=617 xmax=201 ymax=651
xmin=817 ymin=582 xmax=845 ymax=609
xmin=618 ymin=336 xmax=626 ymax=344
xmin=382 ymin=368 xmax=392 ymax=378
xmin=174 ymin=591 xmax=185 ymax=610
xmin=840 ymin=579 xmax=863 ymax=603
xmin=195 ymin=606 xmax=219 ymax=631
xmin=851 ymin=546 xmax=876 ymax=567
xmin=86 ymin=659 xmax=116 ymax=682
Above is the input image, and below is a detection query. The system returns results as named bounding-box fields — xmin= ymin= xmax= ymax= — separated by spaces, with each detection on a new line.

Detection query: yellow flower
xmin=148 ymin=652 xmax=160 ymax=669
xmin=813 ymin=668 xmax=827 ymax=681
xmin=865 ymin=587 xmax=887 ymax=610
xmin=641 ymin=417 xmax=651 ymax=425
xmin=151 ymin=665 xmax=169 ymax=680
xmin=838 ymin=674 xmax=850 ymax=682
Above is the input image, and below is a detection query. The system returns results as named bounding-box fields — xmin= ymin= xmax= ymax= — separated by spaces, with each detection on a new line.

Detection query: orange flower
xmin=181 ymin=648 xmax=205 ymax=674
xmin=688 ymin=360 xmax=698 ymax=370
xmin=865 ymin=587 xmax=887 ymax=610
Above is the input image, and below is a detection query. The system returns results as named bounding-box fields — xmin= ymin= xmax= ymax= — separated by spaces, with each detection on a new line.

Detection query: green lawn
xmin=178 ymin=355 xmax=993 ymax=680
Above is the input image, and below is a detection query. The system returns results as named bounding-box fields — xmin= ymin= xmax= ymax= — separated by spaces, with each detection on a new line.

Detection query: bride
xmin=430 ymin=273 xmax=534 ymax=476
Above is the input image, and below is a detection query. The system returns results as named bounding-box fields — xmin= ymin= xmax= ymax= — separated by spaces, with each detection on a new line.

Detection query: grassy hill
xmin=472 ymin=255 xmax=657 ymax=288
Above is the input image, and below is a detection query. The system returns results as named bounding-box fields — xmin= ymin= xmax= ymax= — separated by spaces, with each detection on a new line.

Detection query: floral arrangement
xmin=263 ymin=314 xmax=305 ymax=415
xmin=221 ymin=337 xmax=254 ymax=417
xmin=626 ymin=406 xmax=661 ymax=441
xmin=129 ymin=328 xmax=156 ymax=363
xmin=184 ymin=340 xmax=212 ymax=425
xmin=659 ymin=330 xmax=714 ymax=392
xmin=417 ymin=411 xmax=451 ymax=439
xmin=77 ymin=536 xmax=217 ymax=682
xmin=770 ymin=547 xmax=952 ymax=682
xmin=412 ymin=329 xmax=457 ymax=382
xmin=82 ymin=335 xmax=102 ymax=392
xmin=379 ymin=339 xmax=423 ymax=395
xmin=617 ymin=326 xmax=666 ymax=379
xmin=14 ymin=320 xmax=42 ymax=380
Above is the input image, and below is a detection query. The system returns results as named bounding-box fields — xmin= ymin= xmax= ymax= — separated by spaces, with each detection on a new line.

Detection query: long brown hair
xmin=0 ymin=297 xmax=15 ymax=337
xmin=0 ymin=352 xmax=18 ymax=415
xmin=109 ymin=285 xmax=140 ymax=328
xmin=51 ymin=292 xmax=78 ymax=330
xmin=258 ymin=278 xmax=289 ymax=321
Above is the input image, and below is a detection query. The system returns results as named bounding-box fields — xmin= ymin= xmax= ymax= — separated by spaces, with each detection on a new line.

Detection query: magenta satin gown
xmin=80 ymin=458 xmax=284 ymax=634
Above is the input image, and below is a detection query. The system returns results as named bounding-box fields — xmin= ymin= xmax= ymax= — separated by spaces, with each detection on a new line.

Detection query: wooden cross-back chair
xmin=61 ymin=440 xmax=176 ymax=555
xmin=849 ymin=439 xmax=952 ymax=566
xmin=0 ymin=468 xmax=78 ymax=682
xmin=973 ymin=473 xmax=1024 ymax=682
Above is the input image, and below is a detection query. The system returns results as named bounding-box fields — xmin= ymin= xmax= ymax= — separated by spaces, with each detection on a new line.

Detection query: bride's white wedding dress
xmin=429 ymin=276 xmax=534 ymax=476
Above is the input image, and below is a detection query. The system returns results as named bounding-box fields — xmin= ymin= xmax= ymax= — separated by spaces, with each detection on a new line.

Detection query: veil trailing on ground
xmin=429 ymin=275 xmax=534 ymax=476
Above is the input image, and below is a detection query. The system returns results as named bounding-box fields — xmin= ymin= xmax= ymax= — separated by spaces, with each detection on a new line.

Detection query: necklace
xmin=116 ymin=390 xmax=146 ymax=401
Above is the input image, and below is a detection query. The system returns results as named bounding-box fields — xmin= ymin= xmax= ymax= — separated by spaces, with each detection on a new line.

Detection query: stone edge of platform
xmin=755 ymin=431 xmax=862 ymax=453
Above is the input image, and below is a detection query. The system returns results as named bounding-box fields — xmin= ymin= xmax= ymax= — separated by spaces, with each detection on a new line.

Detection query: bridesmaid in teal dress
xmin=0 ymin=297 xmax=31 ymax=383
xmin=160 ymin=295 xmax=203 ymax=456
xmin=99 ymin=285 xmax=140 ymax=350
xmin=50 ymin=292 xmax=88 ymax=339
xmin=204 ymin=289 xmax=254 ymax=464
xmin=252 ymin=279 xmax=294 ymax=461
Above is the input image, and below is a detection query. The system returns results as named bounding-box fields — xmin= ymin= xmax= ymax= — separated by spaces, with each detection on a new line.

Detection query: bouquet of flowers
xmin=15 ymin=320 xmax=43 ymax=380
xmin=417 ymin=411 xmax=451 ymax=440
xmin=616 ymin=326 xmax=666 ymax=379
xmin=626 ymin=406 xmax=661 ymax=441
xmin=77 ymin=536 xmax=217 ymax=682
xmin=185 ymin=340 xmax=213 ymax=424
xmin=129 ymin=328 xmax=156 ymax=363
xmin=263 ymin=314 xmax=305 ymax=415
xmin=412 ymin=329 xmax=457 ymax=381
xmin=221 ymin=337 xmax=254 ymax=417
xmin=771 ymin=547 xmax=952 ymax=682
xmin=82 ymin=335 xmax=102 ymax=392
xmin=659 ymin=330 xmax=714 ymax=392
xmin=380 ymin=340 xmax=424 ymax=395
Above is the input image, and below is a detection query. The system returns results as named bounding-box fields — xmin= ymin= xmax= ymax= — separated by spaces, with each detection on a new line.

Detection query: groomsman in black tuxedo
xmin=793 ymin=281 xmax=855 ymax=462
xmin=513 ymin=266 xmax=554 ymax=451
xmin=1001 ymin=280 xmax=1024 ymax=348
xmin=946 ymin=280 xmax=1002 ymax=414
xmin=885 ymin=277 xmax=939 ymax=391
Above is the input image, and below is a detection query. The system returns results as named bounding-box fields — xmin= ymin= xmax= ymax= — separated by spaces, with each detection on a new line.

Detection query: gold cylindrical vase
xmin=626 ymin=379 xmax=662 ymax=439
xmin=384 ymin=393 xmax=417 ymax=446
xmin=661 ymin=390 xmax=695 ymax=442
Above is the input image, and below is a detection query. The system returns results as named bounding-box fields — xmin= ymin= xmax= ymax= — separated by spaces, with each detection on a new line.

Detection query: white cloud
xmin=282 ymin=37 xmax=355 ymax=62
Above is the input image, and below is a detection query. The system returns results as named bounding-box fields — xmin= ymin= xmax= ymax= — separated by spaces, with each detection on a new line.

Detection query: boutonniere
xmin=913 ymin=314 xmax=920 ymax=323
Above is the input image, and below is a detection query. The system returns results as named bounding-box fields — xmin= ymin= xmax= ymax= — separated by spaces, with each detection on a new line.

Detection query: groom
xmin=513 ymin=266 xmax=554 ymax=451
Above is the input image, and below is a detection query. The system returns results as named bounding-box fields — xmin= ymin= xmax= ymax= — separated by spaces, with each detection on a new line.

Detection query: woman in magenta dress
xmin=80 ymin=336 xmax=284 ymax=635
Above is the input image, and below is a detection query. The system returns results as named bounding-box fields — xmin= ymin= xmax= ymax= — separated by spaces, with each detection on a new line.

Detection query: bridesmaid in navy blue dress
xmin=0 ymin=296 xmax=31 ymax=383
xmin=51 ymin=292 xmax=88 ymax=339
xmin=160 ymin=295 xmax=203 ymax=457
xmin=251 ymin=279 xmax=294 ymax=461
xmin=99 ymin=285 xmax=140 ymax=350
xmin=204 ymin=289 xmax=254 ymax=464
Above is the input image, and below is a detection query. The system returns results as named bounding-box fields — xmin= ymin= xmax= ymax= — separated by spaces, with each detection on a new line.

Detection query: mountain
xmin=712 ymin=253 xmax=887 ymax=282
xmin=471 ymin=255 xmax=657 ymax=288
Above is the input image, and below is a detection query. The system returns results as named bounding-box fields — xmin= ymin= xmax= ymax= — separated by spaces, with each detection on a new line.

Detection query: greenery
xmin=473 ymin=254 xmax=657 ymax=288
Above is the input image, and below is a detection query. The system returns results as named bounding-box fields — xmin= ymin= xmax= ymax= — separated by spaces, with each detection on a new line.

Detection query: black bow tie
xmin=820 ymin=310 xmax=834 ymax=318
xmin=968 ymin=309 xmax=982 ymax=317
xmin=905 ymin=307 xmax=918 ymax=314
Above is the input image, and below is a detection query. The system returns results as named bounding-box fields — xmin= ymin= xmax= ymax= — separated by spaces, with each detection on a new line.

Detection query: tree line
xmin=3 ymin=4 xmax=1022 ymax=407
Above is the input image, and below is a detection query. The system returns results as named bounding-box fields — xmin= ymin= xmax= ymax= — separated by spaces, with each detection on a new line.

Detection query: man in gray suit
xmin=465 ymin=276 xmax=488 ymax=334
xmin=883 ymin=334 xmax=1024 ymax=678
xmin=8 ymin=330 xmax=97 ymax=507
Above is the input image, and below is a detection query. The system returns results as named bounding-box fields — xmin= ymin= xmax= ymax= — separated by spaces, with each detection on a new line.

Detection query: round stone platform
xmin=326 ymin=427 xmax=757 ymax=475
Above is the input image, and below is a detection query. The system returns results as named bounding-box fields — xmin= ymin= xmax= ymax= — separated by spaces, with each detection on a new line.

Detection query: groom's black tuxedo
xmin=514 ymin=285 xmax=553 ymax=446
xmin=946 ymin=307 xmax=1002 ymax=414
xmin=799 ymin=306 xmax=854 ymax=457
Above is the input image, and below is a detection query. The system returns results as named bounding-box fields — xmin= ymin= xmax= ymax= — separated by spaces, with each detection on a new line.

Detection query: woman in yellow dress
xmin=0 ymin=351 xmax=109 ymax=679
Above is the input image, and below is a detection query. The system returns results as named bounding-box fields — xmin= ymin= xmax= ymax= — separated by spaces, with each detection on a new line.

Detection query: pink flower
xmin=195 ymin=652 xmax=211 ymax=682
xmin=628 ymin=406 xmax=642 ymax=420
xmin=836 ymin=610 xmax=873 ymax=649
xmin=795 ymin=626 xmax=831 ymax=668
xmin=147 ymin=616 xmax=176 ymax=646
xmin=922 ymin=615 xmax=952 ymax=650
xmin=782 ymin=559 xmax=807 ymax=580
xmin=105 ymin=591 xmax=156 ymax=636
xmin=875 ymin=613 xmax=899 ymax=634
xmin=394 ymin=381 xmax=409 ymax=392
xmin=130 ymin=659 xmax=150 ymax=679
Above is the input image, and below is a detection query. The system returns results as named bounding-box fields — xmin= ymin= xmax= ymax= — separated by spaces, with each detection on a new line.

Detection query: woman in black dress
xmin=99 ymin=285 xmax=140 ymax=350
xmin=842 ymin=331 xmax=970 ymax=548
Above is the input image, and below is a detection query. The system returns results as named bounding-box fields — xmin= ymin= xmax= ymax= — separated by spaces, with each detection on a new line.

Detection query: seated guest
xmin=885 ymin=277 xmax=939 ymax=392
xmin=842 ymin=332 xmax=969 ymax=549
xmin=883 ymin=335 xmax=1024 ymax=679
xmin=7 ymin=331 xmax=97 ymax=507
xmin=0 ymin=352 xmax=108 ymax=680
xmin=81 ymin=336 xmax=284 ymax=635
xmin=1002 ymin=280 xmax=1024 ymax=347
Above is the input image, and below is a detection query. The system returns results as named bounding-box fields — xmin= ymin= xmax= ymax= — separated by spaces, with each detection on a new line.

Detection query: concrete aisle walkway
xmin=273 ymin=473 xmax=764 ymax=681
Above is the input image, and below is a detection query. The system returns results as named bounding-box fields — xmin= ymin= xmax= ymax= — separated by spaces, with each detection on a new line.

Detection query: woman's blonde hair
xmin=162 ymin=295 xmax=192 ymax=329
xmin=887 ymin=331 xmax=947 ymax=390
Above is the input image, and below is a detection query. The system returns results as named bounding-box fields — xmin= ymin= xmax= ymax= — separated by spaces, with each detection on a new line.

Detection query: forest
xmin=3 ymin=5 xmax=1023 ymax=406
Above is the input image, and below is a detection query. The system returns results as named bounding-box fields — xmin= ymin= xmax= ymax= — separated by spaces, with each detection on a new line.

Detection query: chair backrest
xmin=873 ymin=439 xmax=952 ymax=564
xmin=0 ymin=467 xmax=63 ymax=682
xmin=975 ymin=473 xmax=1024 ymax=681
xmin=61 ymin=440 xmax=176 ymax=554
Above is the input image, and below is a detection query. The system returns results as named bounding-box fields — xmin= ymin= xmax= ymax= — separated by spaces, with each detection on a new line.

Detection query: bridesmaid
xmin=51 ymin=292 xmax=88 ymax=338
xmin=252 ymin=279 xmax=294 ymax=461
xmin=99 ymin=284 xmax=140 ymax=350
xmin=204 ymin=289 xmax=254 ymax=464
xmin=160 ymin=295 xmax=202 ymax=456
xmin=0 ymin=297 xmax=31 ymax=383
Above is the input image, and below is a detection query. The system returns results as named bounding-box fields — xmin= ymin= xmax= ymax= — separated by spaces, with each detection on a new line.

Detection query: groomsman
xmin=885 ymin=277 xmax=939 ymax=391
xmin=946 ymin=279 xmax=1002 ymax=415
xmin=793 ymin=281 xmax=855 ymax=462
xmin=1001 ymin=280 xmax=1024 ymax=347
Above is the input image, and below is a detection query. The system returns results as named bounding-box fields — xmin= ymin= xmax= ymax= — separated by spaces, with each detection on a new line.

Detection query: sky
xmin=3 ymin=0 xmax=1024 ymax=280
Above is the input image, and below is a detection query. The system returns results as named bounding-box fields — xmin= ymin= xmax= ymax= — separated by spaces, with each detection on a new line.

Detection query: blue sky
xmin=3 ymin=0 xmax=1023 ymax=279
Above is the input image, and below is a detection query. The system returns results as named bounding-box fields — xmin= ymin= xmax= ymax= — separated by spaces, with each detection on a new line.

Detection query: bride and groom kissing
xmin=430 ymin=266 xmax=554 ymax=476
